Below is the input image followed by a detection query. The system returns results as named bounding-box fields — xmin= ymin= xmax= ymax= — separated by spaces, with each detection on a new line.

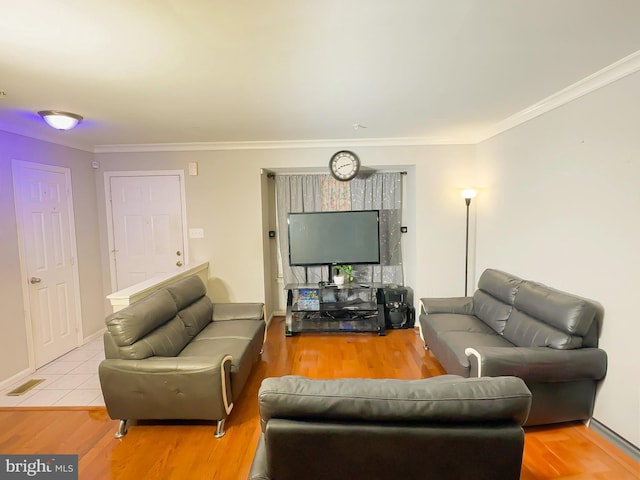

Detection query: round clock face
xmin=329 ymin=150 xmax=360 ymax=181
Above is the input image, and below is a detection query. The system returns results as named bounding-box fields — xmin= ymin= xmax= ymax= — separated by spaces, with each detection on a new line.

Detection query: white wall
xmin=94 ymin=144 xmax=475 ymax=316
xmin=476 ymin=71 xmax=640 ymax=447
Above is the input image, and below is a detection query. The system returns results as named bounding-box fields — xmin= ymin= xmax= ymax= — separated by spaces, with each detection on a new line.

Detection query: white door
xmin=12 ymin=161 xmax=81 ymax=368
xmin=109 ymin=174 xmax=186 ymax=290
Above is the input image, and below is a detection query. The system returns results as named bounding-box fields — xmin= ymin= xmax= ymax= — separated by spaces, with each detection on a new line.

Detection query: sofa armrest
xmin=465 ymin=346 xmax=607 ymax=382
xmin=420 ymin=297 xmax=474 ymax=315
xmin=99 ymin=354 xmax=234 ymax=419
xmin=212 ymin=302 xmax=264 ymax=321
xmin=248 ymin=435 xmax=269 ymax=480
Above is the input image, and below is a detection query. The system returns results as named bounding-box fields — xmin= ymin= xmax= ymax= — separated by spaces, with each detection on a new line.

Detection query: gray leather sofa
xmin=99 ymin=274 xmax=265 ymax=438
xmin=249 ymin=375 xmax=532 ymax=480
xmin=419 ymin=268 xmax=607 ymax=426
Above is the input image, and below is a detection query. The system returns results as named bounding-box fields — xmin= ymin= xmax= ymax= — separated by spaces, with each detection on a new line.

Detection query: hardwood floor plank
xmin=0 ymin=317 xmax=637 ymax=479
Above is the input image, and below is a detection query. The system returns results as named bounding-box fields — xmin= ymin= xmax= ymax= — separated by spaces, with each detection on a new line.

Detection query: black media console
xmin=285 ymin=283 xmax=414 ymax=336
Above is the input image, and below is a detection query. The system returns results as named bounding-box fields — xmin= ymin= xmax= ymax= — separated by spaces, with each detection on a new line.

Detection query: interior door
xmin=109 ymin=174 xmax=186 ymax=290
xmin=13 ymin=161 xmax=81 ymax=368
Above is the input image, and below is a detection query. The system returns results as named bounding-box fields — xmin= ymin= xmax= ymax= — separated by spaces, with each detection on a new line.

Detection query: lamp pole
xmin=465 ymin=197 xmax=471 ymax=296
xmin=461 ymin=189 xmax=477 ymax=297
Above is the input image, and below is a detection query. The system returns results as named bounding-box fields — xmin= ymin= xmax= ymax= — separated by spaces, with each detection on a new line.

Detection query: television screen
xmin=288 ymin=210 xmax=380 ymax=266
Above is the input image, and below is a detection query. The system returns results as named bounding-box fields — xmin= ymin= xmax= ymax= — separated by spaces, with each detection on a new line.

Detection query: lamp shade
xmin=38 ymin=111 xmax=83 ymax=130
xmin=461 ymin=189 xmax=477 ymax=200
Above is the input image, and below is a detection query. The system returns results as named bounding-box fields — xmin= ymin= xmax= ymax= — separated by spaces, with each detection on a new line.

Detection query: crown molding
xmin=93 ymin=136 xmax=473 ymax=153
xmin=0 ymin=126 xmax=94 ymax=153
xmin=476 ymin=49 xmax=640 ymax=143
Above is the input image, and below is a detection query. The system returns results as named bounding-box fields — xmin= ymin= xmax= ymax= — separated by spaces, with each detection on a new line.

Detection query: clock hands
xmin=329 ymin=150 xmax=360 ymax=181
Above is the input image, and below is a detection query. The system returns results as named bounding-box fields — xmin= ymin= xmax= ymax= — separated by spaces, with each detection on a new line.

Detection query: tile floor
xmin=0 ymin=337 xmax=105 ymax=407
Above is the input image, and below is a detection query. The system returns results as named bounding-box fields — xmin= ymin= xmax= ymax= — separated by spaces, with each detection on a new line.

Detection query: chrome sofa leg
xmin=115 ymin=419 xmax=128 ymax=438
xmin=214 ymin=419 xmax=226 ymax=438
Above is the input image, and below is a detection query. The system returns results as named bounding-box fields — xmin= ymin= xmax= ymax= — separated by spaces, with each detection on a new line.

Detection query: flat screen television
xmin=288 ymin=210 xmax=380 ymax=267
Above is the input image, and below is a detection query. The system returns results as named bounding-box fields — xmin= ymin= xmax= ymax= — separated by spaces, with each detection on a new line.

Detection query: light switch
xmin=188 ymin=162 xmax=199 ymax=176
xmin=189 ymin=228 xmax=204 ymax=238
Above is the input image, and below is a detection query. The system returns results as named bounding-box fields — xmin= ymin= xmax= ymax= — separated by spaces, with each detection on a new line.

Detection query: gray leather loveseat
xmin=99 ymin=274 xmax=265 ymax=438
xmin=249 ymin=375 xmax=532 ymax=480
xmin=419 ymin=268 xmax=607 ymax=426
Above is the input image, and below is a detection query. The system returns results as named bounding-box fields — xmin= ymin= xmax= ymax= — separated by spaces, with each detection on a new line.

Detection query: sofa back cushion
xmin=106 ymin=289 xmax=177 ymax=346
xmin=502 ymin=310 xmax=582 ymax=349
xmin=166 ymin=275 xmax=207 ymax=309
xmin=178 ymin=297 xmax=214 ymax=337
xmin=503 ymin=281 xmax=599 ymax=349
xmin=105 ymin=289 xmax=192 ymax=359
xmin=118 ymin=315 xmax=191 ymax=359
xmin=104 ymin=275 xmax=212 ymax=359
xmin=473 ymin=269 xmax=523 ymax=333
xmin=165 ymin=275 xmax=212 ymax=336
xmin=258 ymin=375 xmax=531 ymax=426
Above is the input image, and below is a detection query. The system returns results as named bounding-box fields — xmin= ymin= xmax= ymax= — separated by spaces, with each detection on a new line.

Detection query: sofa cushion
xmin=473 ymin=290 xmax=513 ymax=334
xmin=178 ymin=296 xmax=213 ymax=337
xmin=477 ymin=269 xmax=523 ymax=304
xmin=502 ymin=309 xmax=582 ymax=349
xmin=473 ymin=269 xmax=523 ymax=333
xmin=116 ymin=316 xmax=191 ymax=359
xmin=197 ymin=319 xmax=265 ymax=341
xmin=181 ymin=333 xmax=263 ymax=398
xmin=106 ymin=289 xmax=178 ymax=347
xmin=165 ymin=275 xmax=207 ymax=310
xmin=258 ymin=375 xmax=531 ymax=426
xmin=180 ymin=336 xmax=247 ymax=359
xmin=514 ymin=282 xmax=598 ymax=337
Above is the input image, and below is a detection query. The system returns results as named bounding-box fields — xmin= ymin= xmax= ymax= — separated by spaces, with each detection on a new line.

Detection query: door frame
xmin=104 ymin=170 xmax=189 ymax=293
xmin=12 ymin=160 xmax=84 ymax=370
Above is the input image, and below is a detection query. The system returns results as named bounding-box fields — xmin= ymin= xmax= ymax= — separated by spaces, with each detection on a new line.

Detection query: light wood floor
xmin=0 ymin=317 xmax=638 ymax=479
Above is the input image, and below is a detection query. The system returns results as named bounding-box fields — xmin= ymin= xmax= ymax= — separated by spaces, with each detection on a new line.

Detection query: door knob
xmin=30 ymin=277 xmax=42 ymax=284
xmin=176 ymin=261 xmax=183 ymax=267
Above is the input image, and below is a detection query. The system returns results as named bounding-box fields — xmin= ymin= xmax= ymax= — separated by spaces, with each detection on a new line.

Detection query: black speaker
xmin=382 ymin=286 xmax=415 ymax=329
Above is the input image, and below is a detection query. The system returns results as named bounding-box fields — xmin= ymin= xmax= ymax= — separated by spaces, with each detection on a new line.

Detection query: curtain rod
xmin=266 ymin=171 xmax=407 ymax=179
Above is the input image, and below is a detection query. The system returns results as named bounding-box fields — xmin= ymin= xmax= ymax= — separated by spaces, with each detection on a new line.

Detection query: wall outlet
xmin=189 ymin=228 xmax=204 ymax=239
xmin=188 ymin=162 xmax=198 ymax=176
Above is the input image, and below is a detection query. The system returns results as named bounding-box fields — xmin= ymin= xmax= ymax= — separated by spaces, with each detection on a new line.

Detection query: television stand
xmin=284 ymin=283 xmax=386 ymax=336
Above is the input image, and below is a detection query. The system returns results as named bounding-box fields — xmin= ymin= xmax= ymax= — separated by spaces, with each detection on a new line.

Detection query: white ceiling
xmin=1 ymin=0 xmax=640 ymax=152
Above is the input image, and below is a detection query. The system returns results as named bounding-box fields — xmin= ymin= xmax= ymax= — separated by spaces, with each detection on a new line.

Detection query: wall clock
xmin=329 ymin=150 xmax=360 ymax=181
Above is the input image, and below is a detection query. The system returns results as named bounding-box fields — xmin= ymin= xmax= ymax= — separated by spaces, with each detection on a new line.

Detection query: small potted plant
xmin=334 ymin=264 xmax=354 ymax=285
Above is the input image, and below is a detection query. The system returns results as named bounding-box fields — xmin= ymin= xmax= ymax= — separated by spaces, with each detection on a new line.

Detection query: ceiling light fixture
xmin=38 ymin=110 xmax=83 ymax=130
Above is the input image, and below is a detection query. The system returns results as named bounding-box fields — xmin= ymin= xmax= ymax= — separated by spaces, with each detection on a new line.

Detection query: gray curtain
xmin=275 ymin=175 xmax=323 ymax=285
xmin=275 ymin=172 xmax=403 ymax=286
xmin=350 ymin=173 xmax=403 ymax=285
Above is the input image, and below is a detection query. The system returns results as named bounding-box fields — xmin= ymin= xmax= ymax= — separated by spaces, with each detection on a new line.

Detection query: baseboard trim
xmin=589 ymin=418 xmax=640 ymax=462
xmin=83 ymin=328 xmax=106 ymax=344
xmin=0 ymin=367 xmax=33 ymax=392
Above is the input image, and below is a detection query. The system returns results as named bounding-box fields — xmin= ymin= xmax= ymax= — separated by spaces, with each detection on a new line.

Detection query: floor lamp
xmin=461 ymin=189 xmax=477 ymax=296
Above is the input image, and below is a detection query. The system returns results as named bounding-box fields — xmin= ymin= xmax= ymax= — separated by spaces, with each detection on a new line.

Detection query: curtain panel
xmin=275 ymin=172 xmax=403 ymax=286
